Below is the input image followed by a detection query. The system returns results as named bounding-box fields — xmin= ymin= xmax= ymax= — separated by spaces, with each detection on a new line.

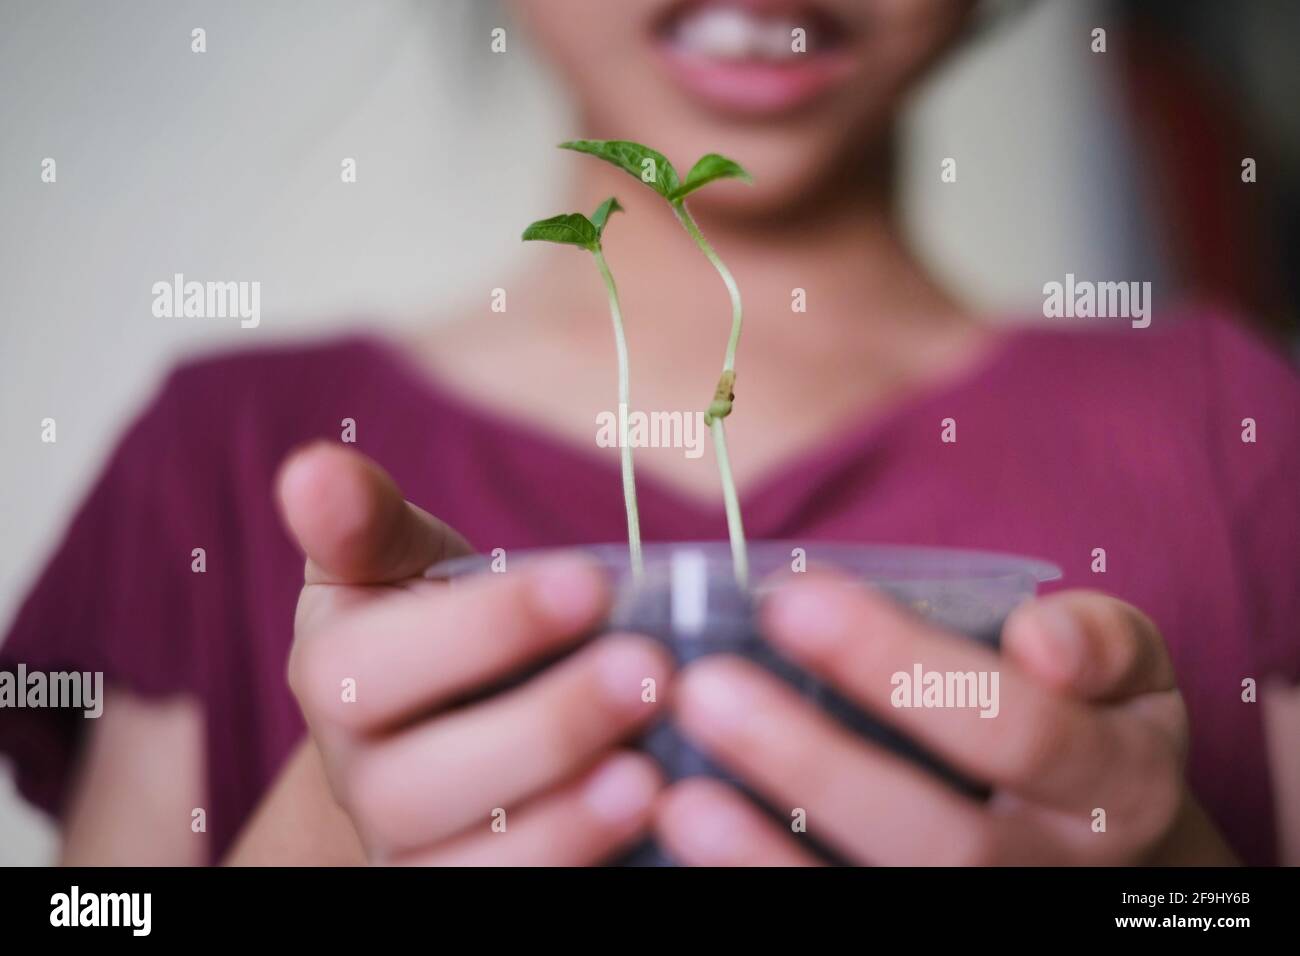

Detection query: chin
xmin=656 ymin=120 xmax=884 ymax=220
xmin=679 ymin=160 xmax=831 ymax=220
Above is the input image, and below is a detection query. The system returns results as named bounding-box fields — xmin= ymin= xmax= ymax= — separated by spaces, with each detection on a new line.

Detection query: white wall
xmin=0 ymin=0 xmax=1131 ymax=864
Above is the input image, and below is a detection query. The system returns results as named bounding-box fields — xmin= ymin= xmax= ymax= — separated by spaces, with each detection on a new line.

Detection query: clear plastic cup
xmin=429 ymin=541 xmax=1061 ymax=864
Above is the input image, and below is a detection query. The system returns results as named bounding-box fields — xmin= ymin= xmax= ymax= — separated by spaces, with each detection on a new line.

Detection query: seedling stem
xmin=521 ymin=199 xmax=643 ymax=579
xmin=593 ymin=248 xmax=644 ymax=578
xmin=673 ymin=202 xmax=748 ymax=586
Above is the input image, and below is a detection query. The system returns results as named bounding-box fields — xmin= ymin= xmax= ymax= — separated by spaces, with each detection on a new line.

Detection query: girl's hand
xmin=276 ymin=442 xmax=671 ymax=865
xmin=654 ymin=575 xmax=1239 ymax=866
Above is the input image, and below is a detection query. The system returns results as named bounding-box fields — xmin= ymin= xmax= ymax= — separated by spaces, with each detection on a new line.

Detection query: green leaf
xmin=590 ymin=196 xmax=623 ymax=237
xmin=669 ymin=153 xmax=752 ymax=201
xmin=559 ymin=140 xmax=680 ymax=199
xmin=521 ymin=212 xmax=599 ymax=250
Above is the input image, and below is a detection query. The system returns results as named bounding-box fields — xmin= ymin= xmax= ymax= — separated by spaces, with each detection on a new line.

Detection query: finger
xmin=672 ymin=656 xmax=1019 ymax=865
xmin=276 ymin=441 xmax=471 ymax=585
xmin=345 ymin=634 xmax=672 ymax=855
xmin=289 ymin=554 xmax=612 ymax=733
xmin=761 ymin=575 xmax=1168 ymax=818
xmin=1002 ymin=591 xmax=1177 ymax=701
xmin=654 ymin=777 xmax=821 ymax=866
xmin=400 ymin=752 xmax=662 ymax=866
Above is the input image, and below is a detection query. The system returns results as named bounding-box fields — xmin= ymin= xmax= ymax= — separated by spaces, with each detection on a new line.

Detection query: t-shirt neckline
xmin=358 ymin=325 xmax=1038 ymax=533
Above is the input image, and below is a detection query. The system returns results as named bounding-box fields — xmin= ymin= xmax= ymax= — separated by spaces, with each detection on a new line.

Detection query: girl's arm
xmin=1265 ymin=683 xmax=1300 ymax=865
xmin=61 ymin=687 xmax=365 ymax=866
xmin=224 ymin=738 xmax=366 ymax=866
xmin=60 ymin=690 xmax=208 ymax=865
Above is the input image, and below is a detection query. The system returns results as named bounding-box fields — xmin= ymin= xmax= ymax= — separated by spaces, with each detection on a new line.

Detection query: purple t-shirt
xmin=3 ymin=312 xmax=1298 ymax=864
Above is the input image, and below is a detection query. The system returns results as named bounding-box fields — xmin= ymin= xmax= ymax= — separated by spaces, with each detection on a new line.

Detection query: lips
xmin=651 ymin=0 xmax=857 ymax=116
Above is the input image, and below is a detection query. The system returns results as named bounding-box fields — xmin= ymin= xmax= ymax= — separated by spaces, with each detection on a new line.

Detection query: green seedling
xmin=522 ymin=197 xmax=643 ymax=577
xmin=559 ymin=140 xmax=753 ymax=585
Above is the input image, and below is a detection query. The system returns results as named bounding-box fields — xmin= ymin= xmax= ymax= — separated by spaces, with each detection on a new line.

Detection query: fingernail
xmin=528 ymin=555 xmax=606 ymax=629
xmin=765 ymin=582 xmax=849 ymax=650
xmin=583 ymin=755 xmax=657 ymax=825
xmin=1035 ymin=604 xmax=1085 ymax=679
xmin=677 ymin=793 xmax=744 ymax=859
xmin=598 ymin=637 xmax=666 ymax=710
xmin=680 ymin=664 xmax=749 ymax=734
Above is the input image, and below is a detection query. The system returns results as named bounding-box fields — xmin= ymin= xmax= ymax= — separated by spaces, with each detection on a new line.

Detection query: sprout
xmin=522 ymin=197 xmax=643 ymax=578
xmin=559 ymin=140 xmax=753 ymax=585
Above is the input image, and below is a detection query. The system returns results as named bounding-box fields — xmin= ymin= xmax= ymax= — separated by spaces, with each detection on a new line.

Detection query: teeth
xmin=674 ymin=6 xmax=806 ymax=61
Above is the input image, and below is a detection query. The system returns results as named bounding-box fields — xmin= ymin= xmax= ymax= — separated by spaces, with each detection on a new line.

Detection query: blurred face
xmin=510 ymin=0 xmax=977 ymax=216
